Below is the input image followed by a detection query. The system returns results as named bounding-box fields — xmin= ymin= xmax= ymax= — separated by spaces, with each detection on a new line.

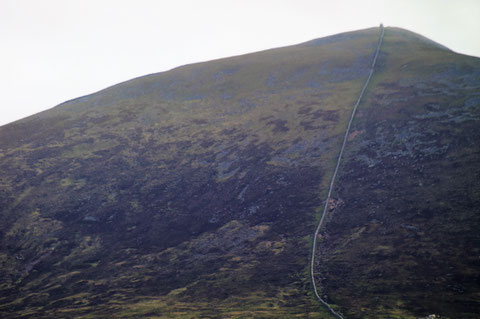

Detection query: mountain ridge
xmin=0 ymin=26 xmax=450 ymax=129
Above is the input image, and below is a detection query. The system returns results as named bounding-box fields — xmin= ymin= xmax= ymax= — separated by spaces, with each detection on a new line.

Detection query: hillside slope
xmin=317 ymin=28 xmax=480 ymax=318
xmin=0 ymin=27 xmax=479 ymax=318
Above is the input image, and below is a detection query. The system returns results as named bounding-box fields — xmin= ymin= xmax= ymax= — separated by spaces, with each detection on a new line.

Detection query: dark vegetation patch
xmin=259 ymin=115 xmax=274 ymax=122
xmin=0 ymin=102 xmax=327 ymax=317
xmin=311 ymin=110 xmax=339 ymax=121
xmin=298 ymin=106 xmax=313 ymax=114
xmin=297 ymin=102 xmax=339 ymax=122
xmin=191 ymin=119 xmax=208 ymax=125
xmin=300 ymin=120 xmax=321 ymax=131
xmin=316 ymin=53 xmax=480 ymax=318
xmin=266 ymin=119 xmax=289 ymax=133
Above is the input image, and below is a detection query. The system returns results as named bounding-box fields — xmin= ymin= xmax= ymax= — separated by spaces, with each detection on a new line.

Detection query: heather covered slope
xmin=0 ymin=26 xmax=479 ymax=319
xmin=316 ymin=28 xmax=480 ymax=318
xmin=0 ymin=27 xmax=382 ymax=318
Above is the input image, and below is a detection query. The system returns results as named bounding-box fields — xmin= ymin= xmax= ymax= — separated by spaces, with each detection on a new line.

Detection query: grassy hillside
xmin=0 ymin=27 xmax=478 ymax=318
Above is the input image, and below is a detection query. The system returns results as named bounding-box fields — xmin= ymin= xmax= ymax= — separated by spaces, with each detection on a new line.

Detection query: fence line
xmin=310 ymin=24 xmax=384 ymax=319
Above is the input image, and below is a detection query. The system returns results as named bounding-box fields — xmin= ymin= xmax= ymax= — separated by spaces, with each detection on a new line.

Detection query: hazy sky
xmin=1 ymin=0 xmax=479 ymax=126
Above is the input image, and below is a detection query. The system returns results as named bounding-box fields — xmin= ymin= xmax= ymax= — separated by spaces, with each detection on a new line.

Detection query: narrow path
xmin=310 ymin=24 xmax=385 ymax=319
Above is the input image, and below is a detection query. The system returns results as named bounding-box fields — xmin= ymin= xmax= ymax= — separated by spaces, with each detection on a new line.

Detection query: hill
xmin=0 ymin=26 xmax=479 ymax=318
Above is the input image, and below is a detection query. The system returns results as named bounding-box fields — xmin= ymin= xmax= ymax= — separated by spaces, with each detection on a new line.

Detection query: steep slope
xmin=316 ymin=28 xmax=480 ymax=318
xmin=311 ymin=24 xmax=384 ymax=319
xmin=0 ymin=26 xmax=478 ymax=318
xmin=0 ymin=27 xmax=382 ymax=318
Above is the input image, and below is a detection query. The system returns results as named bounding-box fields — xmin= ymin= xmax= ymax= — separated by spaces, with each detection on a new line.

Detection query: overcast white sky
xmin=1 ymin=0 xmax=479 ymax=126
